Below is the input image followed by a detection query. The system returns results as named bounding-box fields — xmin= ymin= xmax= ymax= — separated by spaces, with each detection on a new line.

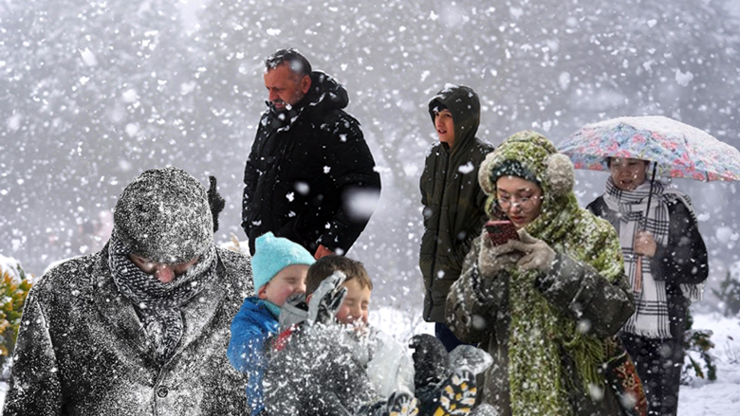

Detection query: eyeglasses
xmin=496 ymin=194 xmax=541 ymax=209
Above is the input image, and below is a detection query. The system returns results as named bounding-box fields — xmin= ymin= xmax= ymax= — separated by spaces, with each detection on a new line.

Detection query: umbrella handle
xmin=640 ymin=164 xmax=658 ymax=231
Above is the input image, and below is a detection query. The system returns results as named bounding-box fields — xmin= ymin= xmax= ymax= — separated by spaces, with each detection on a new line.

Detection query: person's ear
xmin=300 ymin=74 xmax=311 ymax=94
xmin=305 ymin=293 xmax=312 ymax=304
xmin=257 ymin=283 xmax=269 ymax=300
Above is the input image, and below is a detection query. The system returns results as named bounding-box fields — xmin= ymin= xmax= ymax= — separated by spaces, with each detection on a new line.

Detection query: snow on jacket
xmin=419 ymin=85 xmax=494 ymax=322
xmin=263 ymin=323 xmax=414 ymax=416
xmin=264 ymin=323 xmax=374 ymax=416
xmin=446 ymin=131 xmax=635 ymax=416
xmin=3 ymin=245 xmax=252 ymax=416
xmin=356 ymin=327 xmax=415 ymax=399
xmin=227 ymin=297 xmax=280 ymax=416
xmin=242 ymin=71 xmax=381 ymax=256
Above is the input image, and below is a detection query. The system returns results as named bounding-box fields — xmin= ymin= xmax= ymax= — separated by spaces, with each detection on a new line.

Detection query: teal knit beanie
xmin=252 ymin=232 xmax=315 ymax=292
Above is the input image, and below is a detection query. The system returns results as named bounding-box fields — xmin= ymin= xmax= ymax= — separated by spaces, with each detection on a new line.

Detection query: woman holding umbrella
xmin=446 ymin=131 xmax=638 ymax=415
xmin=587 ymin=157 xmax=708 ymax=416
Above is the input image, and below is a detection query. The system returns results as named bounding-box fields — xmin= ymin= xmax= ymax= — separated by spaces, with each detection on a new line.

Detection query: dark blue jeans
xmin=434 ymin=322 xmax=467 ymax=352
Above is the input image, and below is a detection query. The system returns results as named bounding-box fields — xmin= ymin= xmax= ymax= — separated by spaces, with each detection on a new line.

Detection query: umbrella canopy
xmin=558 ymin=116 xmax=740 ymax=182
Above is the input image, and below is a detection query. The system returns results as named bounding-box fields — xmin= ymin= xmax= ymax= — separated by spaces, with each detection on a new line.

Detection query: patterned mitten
xmin=432 ymin=369 xmax=477 ymax=416
xmin=360 ymin=392 xmax=419 ymax=416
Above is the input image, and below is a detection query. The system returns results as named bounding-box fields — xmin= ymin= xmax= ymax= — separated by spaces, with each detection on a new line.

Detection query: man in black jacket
xmin=242 ymin=49 xmax=381 ymax=258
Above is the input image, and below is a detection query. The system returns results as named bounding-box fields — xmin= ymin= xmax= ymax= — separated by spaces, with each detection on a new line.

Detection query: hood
xmin=303 ymin=70 xmax=349 ymax=112
xmin=268 ymin=71 xmax=349 ymax=119
xmin=428 ymin=84 xmax=480 ymax=150
xmin=478 ymin=131 xmax=575 ymax=218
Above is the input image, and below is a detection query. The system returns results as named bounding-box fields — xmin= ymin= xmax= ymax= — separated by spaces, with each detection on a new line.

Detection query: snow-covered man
xmin=3 ymin=167 xmax=253 ymax=415
xmin=241 ymin=48 xmax=381 ymax=259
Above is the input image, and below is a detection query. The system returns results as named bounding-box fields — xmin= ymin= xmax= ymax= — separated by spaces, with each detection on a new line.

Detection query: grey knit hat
xmin=113 ymin=167 xmax=213 ymax=264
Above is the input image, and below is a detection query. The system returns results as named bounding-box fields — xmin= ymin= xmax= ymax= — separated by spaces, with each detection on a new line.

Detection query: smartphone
xmin=485 ymin=220 xmax=519 ymax=246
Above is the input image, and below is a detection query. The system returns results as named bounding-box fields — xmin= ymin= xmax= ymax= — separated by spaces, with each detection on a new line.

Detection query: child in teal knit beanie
xmin=227 ymin=232 xmax=315 ymax=416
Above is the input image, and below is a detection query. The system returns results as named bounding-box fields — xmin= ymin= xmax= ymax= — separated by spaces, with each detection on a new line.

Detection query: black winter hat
xmin=113 ymin=167 xmax=213 ymax=264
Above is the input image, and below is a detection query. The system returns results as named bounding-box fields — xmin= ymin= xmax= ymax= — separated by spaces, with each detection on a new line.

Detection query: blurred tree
xmin=682 ymin=310 xmax=718 ymax=383
xmin=0 ymin=0 xmax=196 ymax=272
xmin=0 ymin=263 xmax=32 ymax=376
xmin=712 ymin=270 xmax=740 ymax=317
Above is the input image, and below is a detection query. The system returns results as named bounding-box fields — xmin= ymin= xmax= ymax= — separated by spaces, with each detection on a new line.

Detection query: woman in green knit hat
xmin=446 ymin=131 xmax=637 ymax=415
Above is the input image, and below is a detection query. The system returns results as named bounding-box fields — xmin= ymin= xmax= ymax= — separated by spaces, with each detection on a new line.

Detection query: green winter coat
xmin=446 ymin=132 xmax=636 ymax=415
xmin=419 ymin=85 xmax=494 ymax=322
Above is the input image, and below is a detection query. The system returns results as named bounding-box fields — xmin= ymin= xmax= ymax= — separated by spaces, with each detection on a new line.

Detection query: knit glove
xmin=279 ymin=293 xmax=309 ymax=329
xmin=478 ymin=230 xmax=523 ymax=277
xmin=510 ymin=229 xmax=556 ymax=273
xmin=307 ymin=271 xmax=348 ymax=326
xmin=409 ymin=334 xmax=448 ymax=389
xmin=207 ymin=175 xmax=225 ymax=232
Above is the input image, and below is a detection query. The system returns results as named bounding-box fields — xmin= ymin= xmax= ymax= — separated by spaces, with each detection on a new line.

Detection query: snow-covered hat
xmin=479 ymin=131 xmax=574 ymax=215
xmin=113 ymin=167 xmax=213 ymax=264
xmin=252 ymin=232 xmax=315 ymax=292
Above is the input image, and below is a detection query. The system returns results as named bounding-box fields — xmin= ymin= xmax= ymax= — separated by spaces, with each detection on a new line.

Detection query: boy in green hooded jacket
xmin=419 ymin=84 xmax=494 ymax=351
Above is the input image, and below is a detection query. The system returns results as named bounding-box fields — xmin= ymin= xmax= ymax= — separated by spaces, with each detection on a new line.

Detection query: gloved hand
xmin=307 ymin=271 xmax=348 ymax=326
xmin=448 ymin=344 xmax=493 ymax=376
xmin=510 ymin=229 xmax=556 ymax=273
xmin=478 ymin=229 xmax=523 ymax=277
xmin=279 ymin=293 xmax=309 ymax=329
xmin=409 ymin=334 xmax=448 ymax=389
xmin=207 ymin=175 xmax=225 ymax=232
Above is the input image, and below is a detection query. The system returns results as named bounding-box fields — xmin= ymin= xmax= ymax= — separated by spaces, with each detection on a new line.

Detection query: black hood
xmin=268 ymin=71 xmax=349 ymax=118
xmin=428 ymin=85 xmax=481 ymax=151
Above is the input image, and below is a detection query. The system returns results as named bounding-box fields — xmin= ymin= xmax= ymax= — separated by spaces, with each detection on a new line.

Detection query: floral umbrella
xmin=558 ymin=115 xmax=740 ymax=182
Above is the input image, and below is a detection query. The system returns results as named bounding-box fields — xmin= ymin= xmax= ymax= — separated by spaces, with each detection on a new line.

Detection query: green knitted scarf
xmin=508 ymin=193 xmax=620 ymax=416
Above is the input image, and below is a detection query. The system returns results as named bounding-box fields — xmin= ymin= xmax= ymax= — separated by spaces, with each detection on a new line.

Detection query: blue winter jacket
xmin=227 ymin=297 xmax=280 ymax=416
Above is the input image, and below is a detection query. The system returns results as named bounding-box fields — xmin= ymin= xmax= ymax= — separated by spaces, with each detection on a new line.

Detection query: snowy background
xmin=2 ymin=0 xmax=740 ymax=413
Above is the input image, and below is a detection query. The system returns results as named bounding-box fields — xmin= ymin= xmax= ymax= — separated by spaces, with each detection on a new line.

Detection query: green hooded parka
xmin=419 ymin=85 xmax=494 ymax=322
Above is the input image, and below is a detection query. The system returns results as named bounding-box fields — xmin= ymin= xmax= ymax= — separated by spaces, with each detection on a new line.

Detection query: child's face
xmin=335 ymin=279 xmax=371 ymax=327
xmin=258 ymin=264 xmax=308 ymax=307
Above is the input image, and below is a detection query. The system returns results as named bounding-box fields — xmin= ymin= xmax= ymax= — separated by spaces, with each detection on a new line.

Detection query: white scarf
xmin=603 ymin=178 xmax=702 ymax=339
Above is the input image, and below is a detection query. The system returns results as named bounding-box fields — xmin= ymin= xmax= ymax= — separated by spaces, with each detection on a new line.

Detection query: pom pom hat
xmin=251 ymin=232 xmax=316 ymax=292
xmin=114 ymin=167 xmax=213 ymax=264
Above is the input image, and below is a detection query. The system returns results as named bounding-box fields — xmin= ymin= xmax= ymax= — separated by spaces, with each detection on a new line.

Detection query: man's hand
xmin=634 ymin=230 xmax=657 ymax=257
xmin=509 ymin=229 xmax=556 ymax=273
xmin=314 ymin=244 xmax=334 ymax=259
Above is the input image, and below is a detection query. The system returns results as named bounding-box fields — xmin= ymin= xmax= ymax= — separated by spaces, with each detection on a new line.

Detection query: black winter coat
xmin=587 ymin=195 xmax=709 ymax=339
xmin=419 ymin=86 xmax=494 ymax=322
xmin=242 ymin=71 xmax=380 ymax=256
